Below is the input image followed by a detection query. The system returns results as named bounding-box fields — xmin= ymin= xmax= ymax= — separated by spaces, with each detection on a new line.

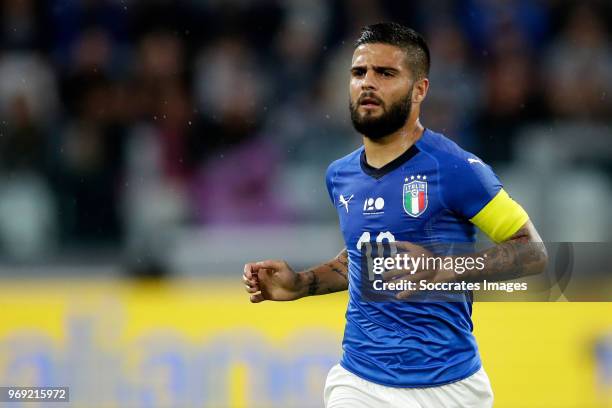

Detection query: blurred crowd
xmin=0 ymin=0 xmax=611 ymax=261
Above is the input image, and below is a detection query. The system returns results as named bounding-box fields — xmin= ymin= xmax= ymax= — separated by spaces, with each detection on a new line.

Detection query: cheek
xmin=387 ymin=84 xmax=412 ymax=102
xmin=349 ymin=80 xmax=360 ymax=97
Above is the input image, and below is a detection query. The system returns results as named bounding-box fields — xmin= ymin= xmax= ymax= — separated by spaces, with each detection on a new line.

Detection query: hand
xmin=243 ymin=260 xmax=303 ymax=303
xmin=380 ymin=242 xmax=456 ymax=300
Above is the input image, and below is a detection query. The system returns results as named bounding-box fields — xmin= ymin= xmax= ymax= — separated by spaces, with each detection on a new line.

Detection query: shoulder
xmin=419 ymin=129 xmax=503 ymax=216
xmin=416 ymin=129 xmax=480 ymax=168
xmin=326 ymin=146 xmax=363 ymax=177
xmin=418 ymin=129 xmax=499 ymax=186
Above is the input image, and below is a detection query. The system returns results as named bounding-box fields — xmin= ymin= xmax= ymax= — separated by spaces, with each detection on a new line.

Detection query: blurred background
xmin=0 ymin=0 xmax=610 ymax=407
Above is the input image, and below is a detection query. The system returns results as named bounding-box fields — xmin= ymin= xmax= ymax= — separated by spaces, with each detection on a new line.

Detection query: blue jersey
xmin=325 ymin=128 xmax=526 ymax=387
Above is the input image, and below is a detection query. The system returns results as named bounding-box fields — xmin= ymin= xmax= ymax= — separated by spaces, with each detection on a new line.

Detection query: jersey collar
xmin=360 ymin=143 xmax=420 ymax=180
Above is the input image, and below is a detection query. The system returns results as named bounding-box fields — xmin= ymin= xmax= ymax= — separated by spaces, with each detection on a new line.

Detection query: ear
xmin=412 ymin=78 xmax=429 ymax=104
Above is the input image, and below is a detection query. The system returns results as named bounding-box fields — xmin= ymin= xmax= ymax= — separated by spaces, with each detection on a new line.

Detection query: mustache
xmin=357 ymin=92 xmax=383 ymax=106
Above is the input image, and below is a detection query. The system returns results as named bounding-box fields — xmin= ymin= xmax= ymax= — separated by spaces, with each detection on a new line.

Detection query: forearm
xmin=295 ymin=249 xmax=349 ymax=298
xmin=464 ymin=223 xmax=548 ymax=283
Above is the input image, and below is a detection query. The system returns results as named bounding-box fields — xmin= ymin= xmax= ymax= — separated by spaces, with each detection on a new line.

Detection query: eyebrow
xmin=350 ymin=65 xmax=400 ymax=73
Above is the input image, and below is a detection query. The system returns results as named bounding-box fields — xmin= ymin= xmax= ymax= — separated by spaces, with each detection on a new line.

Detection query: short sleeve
xmin=444 ymin=155 xmax=528 ymax=243
xmin=444 ymin=155 xmax=502 ymax=220
xmin=470 ymin=189 xmax=529 ymax=243
xmin=325 ymin=164 xmax=336 ymax=206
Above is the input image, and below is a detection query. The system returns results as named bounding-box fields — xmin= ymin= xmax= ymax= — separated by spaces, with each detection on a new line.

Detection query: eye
xmin=381 ymin=70 xmax=394 ymax=77
xmin=351 ymin=68 xmax=365 ymax=77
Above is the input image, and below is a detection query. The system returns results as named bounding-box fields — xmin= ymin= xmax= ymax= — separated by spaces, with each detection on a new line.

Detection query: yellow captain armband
xmin=469 ymin=189 xmax=529 ymax=243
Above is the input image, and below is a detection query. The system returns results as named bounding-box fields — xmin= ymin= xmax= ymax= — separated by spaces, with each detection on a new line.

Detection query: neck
xmin=362 ymin=118 xmax=425 ymax=169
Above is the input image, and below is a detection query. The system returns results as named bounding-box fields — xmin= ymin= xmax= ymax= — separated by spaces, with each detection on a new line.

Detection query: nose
xmin=361 ymin=69 xmax=378 ymax=91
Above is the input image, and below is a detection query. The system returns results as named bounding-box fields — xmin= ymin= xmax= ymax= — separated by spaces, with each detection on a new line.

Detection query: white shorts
xmin=324 ymin=364 xmax=494 ymax=408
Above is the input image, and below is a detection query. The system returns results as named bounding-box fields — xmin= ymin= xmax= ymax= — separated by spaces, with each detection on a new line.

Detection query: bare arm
xmin=391 ymin=220 xmax=548 ymax=299
xmin=464 ymin=220 xmax=548 ymax=282
xmin=296 ymin=248 xmax=349 ymax=297
xmin=243 ymin=248 xmax=349 ymax=303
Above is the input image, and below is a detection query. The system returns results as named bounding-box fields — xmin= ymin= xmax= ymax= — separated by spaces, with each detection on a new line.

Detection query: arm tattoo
xmin=336 ymin=252 xmax=349 ymax=269
xmin=473 ymin=226 xmax=548 ymax=282
xmin=328 ymin=250 xmax=349 ymax=283
xmin=329 ymin=264 xmax=348 ymax=282
xmin=307 ymin=270 xmax=320 ymax=296
xmin=301 ymin=248 xmax=350 ymax=296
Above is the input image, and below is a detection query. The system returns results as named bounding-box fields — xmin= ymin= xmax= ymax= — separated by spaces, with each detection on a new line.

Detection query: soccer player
xmin=243 ymin=22 xmax=547 ymax=407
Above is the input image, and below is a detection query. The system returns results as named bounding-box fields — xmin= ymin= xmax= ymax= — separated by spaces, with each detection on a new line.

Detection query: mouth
xmin=359 ymin=96 xmax=382 ymax=109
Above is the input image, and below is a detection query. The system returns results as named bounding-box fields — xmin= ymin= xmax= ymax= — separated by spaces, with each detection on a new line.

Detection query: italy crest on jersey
xmin=403 ymin=176 xmax=428 ymax=217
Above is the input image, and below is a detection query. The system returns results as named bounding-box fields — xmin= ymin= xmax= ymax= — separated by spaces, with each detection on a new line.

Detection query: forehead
xmin=351 ymin=43 xmax=408 ymax=69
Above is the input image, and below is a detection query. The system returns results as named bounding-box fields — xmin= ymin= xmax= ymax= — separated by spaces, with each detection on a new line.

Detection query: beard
xmin=349 ymin=87 xmax=413 ymax=140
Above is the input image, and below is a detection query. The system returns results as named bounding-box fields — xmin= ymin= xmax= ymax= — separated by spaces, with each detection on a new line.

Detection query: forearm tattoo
xmin=476 ymin=227 xmax=548 ymax=281
xmin=307 ymin=270 xmax=320 ymax=296
xmin=330 ymin=249 xmax=349 ymax=282
xmin=303 ymin=249 xmax=350 ymax=296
